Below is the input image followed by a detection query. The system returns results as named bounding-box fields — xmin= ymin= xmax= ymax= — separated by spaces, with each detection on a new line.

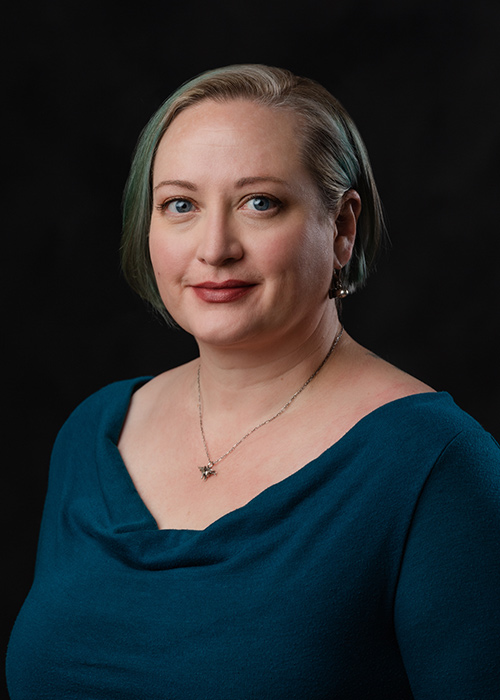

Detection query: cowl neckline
xmin=95 ymin=377 xmax=451 ymax=549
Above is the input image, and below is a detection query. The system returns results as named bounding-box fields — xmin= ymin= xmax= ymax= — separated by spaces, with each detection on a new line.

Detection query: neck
xmin=194 ymin=308 xmax=343 ymax=423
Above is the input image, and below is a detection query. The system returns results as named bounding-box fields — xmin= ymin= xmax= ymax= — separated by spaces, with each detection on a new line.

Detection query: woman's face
xmin=149 ymin=99 xmax=338 ymax=350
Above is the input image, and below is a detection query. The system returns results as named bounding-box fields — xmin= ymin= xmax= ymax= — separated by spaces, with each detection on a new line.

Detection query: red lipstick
xmin=191 ymin=279 xmax=256 ymax=303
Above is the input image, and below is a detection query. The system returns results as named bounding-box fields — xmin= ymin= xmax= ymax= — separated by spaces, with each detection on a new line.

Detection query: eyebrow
xmin=153 ymin=179 xmax=197 ymax=192
xmin=235 ymin=176 xmax=289 ymax=188
xmin=153 ymin=176 xmax=289 ymax=192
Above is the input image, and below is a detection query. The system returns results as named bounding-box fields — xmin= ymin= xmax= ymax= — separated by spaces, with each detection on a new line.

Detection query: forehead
xmin=165 ymin=98 xmax=301 ymax=143
xmin=153 ymin=99 xmax=305 ymax=181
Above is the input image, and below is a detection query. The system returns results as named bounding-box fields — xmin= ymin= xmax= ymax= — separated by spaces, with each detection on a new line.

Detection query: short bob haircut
xmin=121 ymin=64 xmax=385 ymax=324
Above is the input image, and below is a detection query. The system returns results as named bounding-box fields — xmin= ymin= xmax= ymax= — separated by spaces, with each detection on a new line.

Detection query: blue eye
xmin=165 ymin=199 xmax=194 ymax=214
xmin=247 ymin=196 xmax=274 ymax=211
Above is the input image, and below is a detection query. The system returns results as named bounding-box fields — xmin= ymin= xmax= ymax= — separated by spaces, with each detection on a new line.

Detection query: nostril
xmin=197 ymin=234 xmax=244 ymax=266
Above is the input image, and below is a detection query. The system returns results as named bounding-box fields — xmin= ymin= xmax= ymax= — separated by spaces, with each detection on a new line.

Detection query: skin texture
xmin=118 ymin=99 xmax=432 ymax=530
xmin=149 ymin=99 xmax=358 ymax=356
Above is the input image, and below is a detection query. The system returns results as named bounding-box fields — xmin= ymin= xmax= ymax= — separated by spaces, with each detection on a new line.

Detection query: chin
xmin=178 ymin=312 xmax=267 ymax=348
xmin=192 ymin=326 xmax=261 ymax=349
xmin=168 ymin=293 xmax=296 ymax=350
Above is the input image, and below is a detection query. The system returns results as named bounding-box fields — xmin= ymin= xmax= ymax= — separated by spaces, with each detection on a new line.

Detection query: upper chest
xmin=116 ymin=358 xmax=431 ymax=530
xmin=117 ymin=383 xmax=359 ymax=530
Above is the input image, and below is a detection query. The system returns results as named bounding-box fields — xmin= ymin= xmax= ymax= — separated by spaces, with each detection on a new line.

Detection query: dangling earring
xmin=328 ymin=268 xmax=350 ymax=299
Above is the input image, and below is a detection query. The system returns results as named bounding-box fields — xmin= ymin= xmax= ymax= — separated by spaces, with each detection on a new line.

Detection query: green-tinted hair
xmin=121 ymin=64 xmax=385 ymax=323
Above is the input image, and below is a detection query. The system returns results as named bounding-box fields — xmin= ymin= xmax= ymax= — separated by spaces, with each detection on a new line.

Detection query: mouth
xmin=191 ymin=279 xmax=256 ymax=303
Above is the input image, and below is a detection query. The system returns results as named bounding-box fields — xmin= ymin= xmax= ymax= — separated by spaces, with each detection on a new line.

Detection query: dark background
xmin=4 ymin=0 xmax=499 ymax=692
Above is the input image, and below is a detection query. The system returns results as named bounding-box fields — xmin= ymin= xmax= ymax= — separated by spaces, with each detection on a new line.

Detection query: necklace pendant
xmin=199 ymin=462 xmax=217 ymax=480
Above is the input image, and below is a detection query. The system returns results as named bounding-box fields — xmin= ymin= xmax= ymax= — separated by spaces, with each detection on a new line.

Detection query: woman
xmin=7 ymin=65 xmax=500 ymax=698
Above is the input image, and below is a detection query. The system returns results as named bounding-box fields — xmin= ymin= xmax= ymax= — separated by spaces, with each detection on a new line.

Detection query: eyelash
xmin=156 ymin=197 xmax=195 ymax=213
xmin=241 ymin=194 xmax=282 ymax=212
xmin=156 ymin=194 xmax=283 ymax=214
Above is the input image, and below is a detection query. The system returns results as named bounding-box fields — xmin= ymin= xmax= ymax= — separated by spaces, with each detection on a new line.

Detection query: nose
xmin=196 ymin=211 xmax=244 ymax=267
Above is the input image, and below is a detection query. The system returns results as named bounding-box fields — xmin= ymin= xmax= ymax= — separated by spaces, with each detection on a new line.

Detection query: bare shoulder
xmin=340 ymin=335 xmax=435 ymax=411
xmin=120 ymin=360 xmax=197 ymax=435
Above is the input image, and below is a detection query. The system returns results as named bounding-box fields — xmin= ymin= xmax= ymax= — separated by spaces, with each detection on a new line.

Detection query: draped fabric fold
xmin=7 ymin=379 xmax=500 ymax=699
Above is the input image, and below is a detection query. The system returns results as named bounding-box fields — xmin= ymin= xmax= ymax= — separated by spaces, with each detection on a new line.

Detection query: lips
xmin=191 ymin=279 xmax=256 ymax=303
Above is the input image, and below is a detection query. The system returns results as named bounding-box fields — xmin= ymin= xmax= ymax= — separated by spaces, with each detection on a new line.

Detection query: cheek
xmin=261 ymin=222 xmax=333 ymax=283
xmin=148 ymin=228 xmax=185 ymax=284
xmin=148 ymin=233 xmax=160 ymax=279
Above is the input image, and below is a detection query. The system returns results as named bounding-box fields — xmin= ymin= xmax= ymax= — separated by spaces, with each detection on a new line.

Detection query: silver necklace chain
xmin=196 ymin=327 xmax=344 ymax=480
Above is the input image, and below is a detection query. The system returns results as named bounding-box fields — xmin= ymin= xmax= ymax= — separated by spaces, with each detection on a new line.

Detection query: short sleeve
xmin=394 ymin=429 xmax=500 ymax=699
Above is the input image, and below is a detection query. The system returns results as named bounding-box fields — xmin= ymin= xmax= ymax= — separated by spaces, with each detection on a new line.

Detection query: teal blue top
xmin=6 ymin=378 xmax=500 ymax=699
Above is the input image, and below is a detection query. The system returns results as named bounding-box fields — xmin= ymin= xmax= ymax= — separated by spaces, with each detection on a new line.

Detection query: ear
xmin=333 ymin=189 xmax=361 ymax=269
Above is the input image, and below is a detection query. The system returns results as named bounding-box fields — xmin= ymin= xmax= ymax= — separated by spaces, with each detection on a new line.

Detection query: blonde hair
xmin=121 ymin=64 xmax=385 ymax=323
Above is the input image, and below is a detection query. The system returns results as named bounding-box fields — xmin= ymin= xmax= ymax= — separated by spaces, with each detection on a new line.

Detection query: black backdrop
xmin=4 ymin=0 xmax=500 ymax=691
